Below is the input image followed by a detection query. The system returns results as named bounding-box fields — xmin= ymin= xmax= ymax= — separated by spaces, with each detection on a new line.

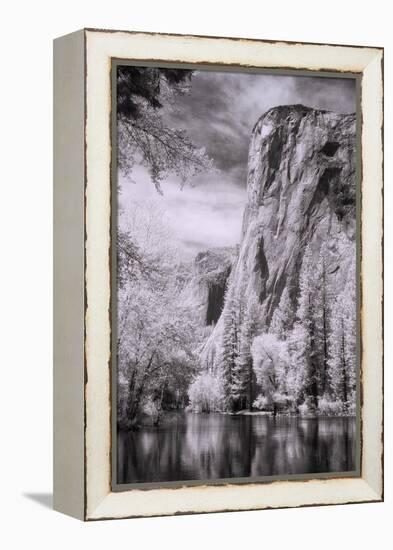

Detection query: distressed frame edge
xmin=83 ymin=29 xmax=383 ymax=521
xmin=83 ymin=26 xmax=384 ymax=55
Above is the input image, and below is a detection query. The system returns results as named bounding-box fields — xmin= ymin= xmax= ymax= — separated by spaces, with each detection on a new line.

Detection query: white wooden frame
xmin=53 ymin=28 xmax=383 ymax=521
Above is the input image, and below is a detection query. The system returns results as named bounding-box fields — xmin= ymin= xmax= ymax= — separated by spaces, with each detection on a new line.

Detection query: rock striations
xmin=202 ymin=105 xmax=356 ymax=373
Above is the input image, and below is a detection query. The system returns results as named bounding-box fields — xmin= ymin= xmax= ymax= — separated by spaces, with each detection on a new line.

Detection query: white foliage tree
xmin=235 ymin=293 xmax=260 ymax=410
xmin=251 ymin=332 xmax=290 ymax=414
xmin=117 ymin=202 xmax=198 ymax=427
xmin=188 ymin=372 xmax=225 ymax=413
xmin=328 ymin=258 xmax=356 ymax=412
xmin=220 ymin=285 xmax=241 ymax=412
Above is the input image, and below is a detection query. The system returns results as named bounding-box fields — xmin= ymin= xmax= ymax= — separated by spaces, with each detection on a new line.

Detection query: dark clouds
xmin=292 ymin=75 xmax=356 ymax=113
xmin=164 ymin=70 xmax=356 ymax=188
xmin=120 ymin=69 xmax=356 ymax=257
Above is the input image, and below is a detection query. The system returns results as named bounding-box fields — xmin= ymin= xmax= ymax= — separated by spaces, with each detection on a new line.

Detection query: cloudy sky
xmin=119 ymin=69 xmax=356 ymax=258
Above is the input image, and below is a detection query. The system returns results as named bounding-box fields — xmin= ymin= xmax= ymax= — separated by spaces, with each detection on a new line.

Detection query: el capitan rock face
xmin=203 ymin=105 xmax=356 ymax=370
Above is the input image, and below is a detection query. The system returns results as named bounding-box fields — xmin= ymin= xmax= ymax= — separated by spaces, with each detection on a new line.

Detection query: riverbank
xmin=124 ymin=409 xmax=357 ymax=430
xmin=223 ymin=410 xmax=357 ymax=418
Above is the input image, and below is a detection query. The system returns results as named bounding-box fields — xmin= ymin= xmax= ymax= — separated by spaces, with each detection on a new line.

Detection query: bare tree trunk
xmin=154 ymin=371 xmax=168 ymax=426
xmin=128 ymin=351 xmax=156 ymax=426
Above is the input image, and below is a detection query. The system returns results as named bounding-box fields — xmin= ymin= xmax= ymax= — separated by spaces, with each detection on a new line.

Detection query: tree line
xmin=189 ymin=236 xmax=357 ymax=417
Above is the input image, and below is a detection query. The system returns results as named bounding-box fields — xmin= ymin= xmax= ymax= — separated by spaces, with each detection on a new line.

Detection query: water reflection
xmin=117 ymin=413 xmax=356 ymax=484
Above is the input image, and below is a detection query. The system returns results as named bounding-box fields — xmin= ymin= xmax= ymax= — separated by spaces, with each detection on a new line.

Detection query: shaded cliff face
xmin=203 ymin=104 xmax=356 ymax=367
xmin=182 ymin=247 xmax=237 ymax=327
xmin=242 ymin=104 xmax=356 ymax=322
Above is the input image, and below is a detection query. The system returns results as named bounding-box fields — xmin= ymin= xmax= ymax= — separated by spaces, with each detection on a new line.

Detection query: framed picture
xmin=53 ymin=29 xmax=383 ymax=520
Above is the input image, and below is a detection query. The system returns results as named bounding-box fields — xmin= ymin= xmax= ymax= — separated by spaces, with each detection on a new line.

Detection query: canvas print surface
xmin=114 ymin=65 xmax=358 ymax=485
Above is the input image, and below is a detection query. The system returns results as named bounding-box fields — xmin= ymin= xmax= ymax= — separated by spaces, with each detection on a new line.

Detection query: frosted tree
xmin=286 ymin=321 xmax=308 ymax=407
xmin=251 ymin=332 xmax=290 ymax=415
xmin=294 ymin=244 xmax=319 ymax=410
xmin=341 ymin=259 xmax=357 ymax=403
xmin=312 ymin=244 xmax=331 ymax=396
xmin=268 ymin=286 xmax=298 ymax=407
xmin=221 ymin=285 xmax=241 ymax=412
xmin=270 ymin=287 xmax=294 ymax=338
xmin=117 ymin=66 xmax=214 ymax=192
xmin=290 ymin=241 xmax=336 ymax=412
xmin=188 ymin=371 xmax=225 ymax=413
xmin=117 ymin=202 xmax=199 ymax=428
xmin=234 ymin=293 xmax=260 ymax=410
xmin=118 ymin=274 xmax=196 ymax=426
xmin=328 ymin=258 xmax=356 ymax=411
xmin=328 ymin=304 xmax=349 ymax=407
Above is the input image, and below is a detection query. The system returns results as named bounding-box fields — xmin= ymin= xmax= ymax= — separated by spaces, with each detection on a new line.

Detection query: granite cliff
xmin=202 ymin=105 xmax=356 ymax=375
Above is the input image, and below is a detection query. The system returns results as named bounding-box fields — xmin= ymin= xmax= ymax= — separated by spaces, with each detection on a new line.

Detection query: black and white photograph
xmin=114 ymin=64 xmax=358 ymax=485
xmin=1 ymin=0 xmax=387 ymax=538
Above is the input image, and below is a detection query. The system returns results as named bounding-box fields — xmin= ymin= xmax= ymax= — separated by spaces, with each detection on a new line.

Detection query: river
xmin=117 ymin=412 xmax=356 ymax=484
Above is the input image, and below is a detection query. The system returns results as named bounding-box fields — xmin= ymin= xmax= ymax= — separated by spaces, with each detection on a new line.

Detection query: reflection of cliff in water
xmin=117 ymin=412 xmax=356 ymax=484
